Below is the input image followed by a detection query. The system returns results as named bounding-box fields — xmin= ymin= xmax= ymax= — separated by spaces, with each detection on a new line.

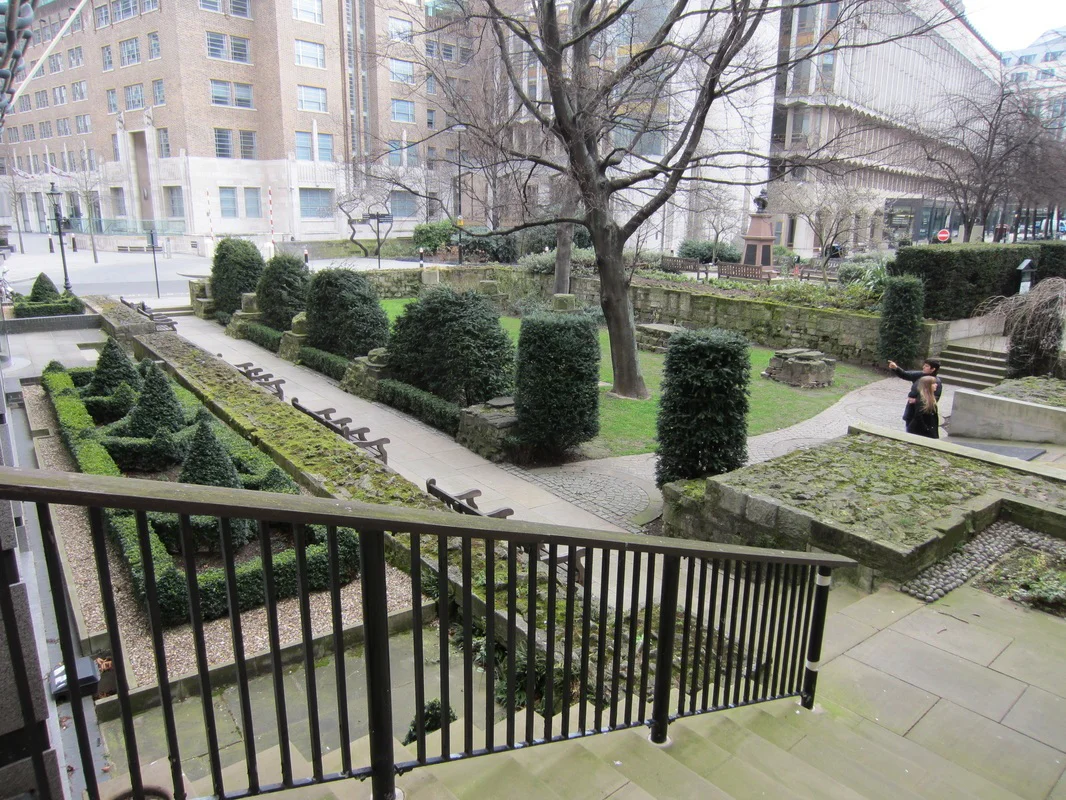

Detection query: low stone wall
xmin=950 ymin=389 xmax=1066 ymax=445
xmin=2 ymin=313 xmax=101 ymax=334
xmin=457 ymin=400 xmax=517 ymax=462
xmin=83 ymin=295 xmax=157 ymax=341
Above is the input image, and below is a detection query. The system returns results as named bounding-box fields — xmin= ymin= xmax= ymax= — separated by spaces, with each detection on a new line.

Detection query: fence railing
xmin=0 ymin=466 xmax=854 ymax=800
xmin=62 ymin=217 xmax=187 ymax=236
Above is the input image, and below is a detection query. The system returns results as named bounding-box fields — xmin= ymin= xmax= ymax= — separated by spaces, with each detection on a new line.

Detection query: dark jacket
xmin=892 ymin=367 xmax=942 ymax=420
xmin=904 ymin=402 xmax=940 ymax=438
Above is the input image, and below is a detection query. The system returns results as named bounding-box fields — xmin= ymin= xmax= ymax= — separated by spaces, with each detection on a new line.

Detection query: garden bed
xmin=983 ymin=377 xmax=1066 ymax=409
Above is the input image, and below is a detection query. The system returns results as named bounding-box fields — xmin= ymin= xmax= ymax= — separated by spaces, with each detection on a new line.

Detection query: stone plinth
xmin=422 ymin=268 xmax=440 ymax=285
xmin=192 ymin=296 xmax=216 ymax=319
xmin=340 ymin=348 xmax=392 ymax=401
xmin=240 ymin=292 xmax=259 ymax=313
xmin=291 ymin=311 xmax=308 ymax=335
xmin=552 ymin=293 xmax=579 ymax=313
xmin=762 ymin=348 xmax=835 ymax=387
xmin=188 ymin=278 xmax=210 ymax=306
xmin=457 ymin=397 xmax=517 ymax=462
xmin=636 ymin=323 xmax=686 ymax=353
xmin=278 ymin=331 xmax=308 ymax=362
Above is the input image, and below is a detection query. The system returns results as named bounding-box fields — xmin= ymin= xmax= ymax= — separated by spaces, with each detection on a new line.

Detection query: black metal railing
xmin=0 ymin=467 xmax=854 ymax=800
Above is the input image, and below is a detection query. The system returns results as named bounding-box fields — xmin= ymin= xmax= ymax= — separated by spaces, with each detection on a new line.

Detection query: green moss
xmin=984 ymin=378 xmax=1066 ymax=409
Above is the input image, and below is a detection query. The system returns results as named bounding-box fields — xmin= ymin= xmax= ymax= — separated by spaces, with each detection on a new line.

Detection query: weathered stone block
xmin=777 ymin=506 xmax=812 ymax=545
xmin=291 ymin=311 xmax=308 ymax=335
xmin=240 ymin=292 xmax=259 ymax=313
xmin=552 ymin=293 xmax=578 ymax=312
xmin=718 ymin=484 xmax=747 ymax=517
xmin=456 ymin=401 xmax=517 ymax=462
xmin=192 ymin=296 xmax=215 ymax=319
xmin=278 ymin=331 xmax=308 ymax=362
xmin=745 ymin=494 xmax=778 ymax=527
xmin=422 ymin=268 xmax=440 ymax=285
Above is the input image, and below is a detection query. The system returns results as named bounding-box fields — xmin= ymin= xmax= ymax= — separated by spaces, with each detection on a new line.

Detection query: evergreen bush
xmin=127 ymin=362 xmax=186 ymax=438
xmin=877 ymin=275 xmax=925 ymax=368
xmin=211 ymin=237 xmax=265 ymax=315
xmin=298 ymin=346 xmax=350 ymax=381
xmin=519 ymin=223 xmax=592 ymax=253
xmin=836 ymin=263 xmax=867 ymax=285
xmin=83 ymin=381 xmax=138 ymax=424
xmin=305 ymin=268 xmax=390 ymax=359
xmin=29 ymin=272 xmax=61 ymax=302
xmin=517 ymin=248 xmax=597 ymax=274
xmin=180 ymin=420 xmax=242 ymax=488
xmin=239 ymin=321 xmax=284 ymax=353
xmin=655 ymin=329 xmax=750 ymax=487
xmin=376 ymin=379 xmax=462 ymax=435
xmin=514 ymin=314 xmax=599 ymax=459
xmin=677 ymin=240 xmax=742 ymax=264
xmin=86 ymin=338 xmax=143 ymax=396
xmin=412 ymin=221 xmax=453 ymax=254
xmin=389 ymin=288 xmax=514 ymax=405
xmin=403 ymin=700 xmax=457 ymax=746
xmin=13 ymin=294 xmax=84 ymax=317
xmin=256 ymin=254 xmax=310 ymax=330
xmin=1035 ymin=242 xmax=1066 ymax=283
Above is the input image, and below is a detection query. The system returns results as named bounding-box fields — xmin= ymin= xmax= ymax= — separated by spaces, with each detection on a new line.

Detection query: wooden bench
xmin=233 ymin=361 xmax=286 ymax=399
xmin=120 ymin=297 xmax=178 ymax=331
xmin=799 ymin=259 xmax=841 ymax=281
xmin=716 ymin=263 xmax=775 ymax=283
xmin=659 ymin=256 xmax=699 ymax=275
xmin=291 ymin=397 xmax=389 ymax=464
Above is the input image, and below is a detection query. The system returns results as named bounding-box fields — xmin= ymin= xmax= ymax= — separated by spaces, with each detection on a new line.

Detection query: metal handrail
xmin=0 ymin=467 xmax=854 ymax=568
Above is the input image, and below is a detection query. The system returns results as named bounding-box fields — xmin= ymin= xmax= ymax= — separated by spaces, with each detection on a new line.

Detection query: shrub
xmin=86 ymin=338 xmax=143 ymax=396
xmin=403 ymin=700 xmax=457 ymax=746
xmin=127 ymin=362 xmax=186 ymax=438
xmin=376 ymin=379 xmax=461 ymax=435
xmin=13 ymin=294 xmax=84 ymax=317
xmin=655 ymin=329 xmax=749 ymax=487
xmin=519 ymin=223 xmax=592 ymax=253
xmin=215 ymin=311 xmax=232 ymax=326
xmin=462 ymin=228 xmax=518 ymax=263
xmin=29 ymin=272 xmax=61 ymax=302
xmin=298 ymin=346 xmax=350 ymax=381
xmin=878 ymin=275 xmax=925 ymax=368
xmin=211 ymin=237 xmax=265 ymax=315
xmin=514 ymin=314 xmax=599 ymax=459
xmin=180 ymin=420 xmax=242 ymax=488
xmin=836 ymin=263 xmax=867 ymax=285
xmin=518 ymin=248 xmax=597 ymax=274
xmin=677 ymin=240 xmax=742 ymax=264
xmin=1004 ymin=279 xmax=1066 ymax=378
xmin=83 ymin=381 xmax=138 ymax=424
xmin=306 ymin=268 xmax=390 ymax=359
xmin=102 ymin=429 xmax=184 ymax=473
xmin=412 ymin=221 xmax=453 ymax=254
xmin=389 ymin=287 xmax=514 ymax=406
xmin=67 ymin=367 xmax=95 ymax=388
xmin=256 ymin=254 xmax=310 ymax=331
xmin=238 ymin=321 xmax=283 ymax=353
xmin=1035 ymin=242 xmax=1066 ymax=283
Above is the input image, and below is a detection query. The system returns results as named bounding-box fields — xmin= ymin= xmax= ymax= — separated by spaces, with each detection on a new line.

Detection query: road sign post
xmin=936 ymin=229 xmax=951 ymax=243
xmin=148 ymin=229 xmax=160 ymax=298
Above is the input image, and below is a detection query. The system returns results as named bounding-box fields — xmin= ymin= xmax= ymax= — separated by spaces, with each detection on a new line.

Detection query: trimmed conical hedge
xmin=305 ymin=268 xmax=389 ymax=358
xmin=127 ymin=362 xmax=185 ymax=438
xmin=179 ymin=421 xmax=242 ymax=489
xmin=211 ymin=237 xmax=265 ymax=315
xmin=29 ymin=272 xmax=61 ymax=302
xmin=256 ymin=254 xmax=310 ymax=330
xmin=86 ymin=338 xmax=143 ymax=396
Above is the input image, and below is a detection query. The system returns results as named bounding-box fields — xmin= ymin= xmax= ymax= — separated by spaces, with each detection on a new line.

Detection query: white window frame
xmin=119 ymin=37 xmax=140 ymax=67
xmin=297 ymin=84 xmax=327 ymax=112
xmin=219 ymin=186 xmax=238 ymax=218
xmin=292 ymin=0 xmax=323 ymax=23
xmin=391 ymin=98 xmax=415 ymax=123
xmin=294 ymin=39 xmax=326 ymax=68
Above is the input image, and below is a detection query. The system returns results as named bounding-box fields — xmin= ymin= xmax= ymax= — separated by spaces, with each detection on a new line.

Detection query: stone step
xmin=938 ymin=367 xmax=1001 ymax=390
xmin=940 ymin=345 xmax=1008 ymax=362
xmin=426 ymin=749 xmax=571 ymax=800
xmin=936 ymin=356 xmax=1007 ymax=378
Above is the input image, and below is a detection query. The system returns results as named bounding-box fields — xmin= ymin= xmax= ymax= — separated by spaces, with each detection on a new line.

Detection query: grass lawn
xmin=383 ymin=301 xmax=882 ymax=459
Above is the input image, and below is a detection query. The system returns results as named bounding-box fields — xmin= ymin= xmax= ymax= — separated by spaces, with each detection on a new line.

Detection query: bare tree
xmin=684 ymin=181 xmax=741 ymax=263
xmin=68 ymin=147 xmax=103 ymax=263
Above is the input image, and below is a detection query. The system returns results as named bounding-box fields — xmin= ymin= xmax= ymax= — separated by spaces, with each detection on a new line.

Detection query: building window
xmin=405 ymin=143 xmax=419 ymax=166
xmin=297 ymin=85 xmax=327 ymax=112
xmin=111 ymin=187 xmax=126 ymax=215
xmin=75 ymin=114 xmax=92 ymax=134
xmin=317 ymin=132 xmax=333 ymax=161
xmin=48 ymin=53 xmax=63 ymax=73
xmin=293 ymin=0 xmax=323 ymax=23
xmin=426 ymin=109 xmax=436 ymax=129
xmin=391 ymin=99 xmax=415 ymax=122
xmin=387 ymin=140 xmax=402 ymax=166
xmin=390 ymin=59 xmax=414 ymax=83
xmin=143 ymin=0 xmax=159 ymax=10
xmin=124 ymin=84 xmax=144 ymax=110
xmin=165 ymin=186 xmax=184 ymax=217
xmin=239 ymin=129 xmax=257 ymax=158
xmin=295 ymin=131 xmax=313 ymax=160
xmin=112 ymin=0 xmax=138 ymax=22
xmin=68 ymin=47 xmax=84 ymax=68
xmin=18 ymin=96 xmax=30 ymax=112
xmin=427 ymin=145 xmax=436 ymax=170
xmin=440 ymin=43 xmax=455 ymax=61
xmin=95 ymin=4 xmax=111 ymax=27
xmin=157 ymin=127 xmax=170 ymax=157
xmin=390 ymin=190 xmax=417 ymax=218
xmin=199 ymin=0 xmax=220 ymax=10
xmin=5 ymin=129 xmax=17 ymax=143
xmin=426 ymin=41 xmax=438 ymax=59
xmin=295 ymin=39 xmax=326 ymax=68
xmin=39 ymin=121 xmax=53 ymax=139
xmin=244 ymin=187 xmax=262 ymax=217
xmin=459 ymin=46 xmax=473 ymax=65
xmin=22 ymin=124 xmax=35 ymax=141
xmin=388 ymin=17 xmax=412 ymax=42
xmin=1038 ymin=69 xmax=1056 ymax=79
xmin=207 ymin=32 xmax=250 ymax=62
xmin=31 ymin=155 xmax=40 ymax=173
xmin=211 ymin=80 xmax=254 ymax=108
xmin=214 ymin=128 xmax=233 ymax=158
xmin=102 ymin=45 xmax=113 ymax=71
xmin=53 ymin=85 xmax=68 ymax=105
xmin=299 ymin=188 xmax=333 ymax=217
xmin=57 ymin=118 xmax=71 ymax=136
xmin=230 ymin=0 xmax=251 ymax=17
xmin=153 ymin=78 xmax=165 ymax=105
xmin=219 ymin=187 xmax=238 ymax=218
xmin=106 ymin=89 xmax=118 ymax=113
xmin=119 ymin=37 xmax=140 ymax=66
xmin=72 ymin=80 xmax=88 ymax=101
xmin=148 ymin=32 xmax=160 ymax=59
xmin=427 ymin=74 xmax=436 ymax=94
xmin=34 ymin=90 xmax=49 ymax=109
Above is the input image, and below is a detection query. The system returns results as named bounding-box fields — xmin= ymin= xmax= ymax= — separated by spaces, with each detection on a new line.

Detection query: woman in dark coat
xmin=904 ymin=375 xmax=940 ymax=438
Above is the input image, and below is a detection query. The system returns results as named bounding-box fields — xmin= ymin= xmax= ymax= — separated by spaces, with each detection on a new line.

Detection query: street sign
xmin=936 ymin=229 xmax=951 ymax=242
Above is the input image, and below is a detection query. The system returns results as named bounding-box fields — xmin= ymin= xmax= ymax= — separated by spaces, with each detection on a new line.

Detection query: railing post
xmin=359 ymin=529 xmax=396 ymax=799
xmin=801 ymin=566 xmax=833 ymax=709
xmin=649 ymin=554 xmax=681 ymax=744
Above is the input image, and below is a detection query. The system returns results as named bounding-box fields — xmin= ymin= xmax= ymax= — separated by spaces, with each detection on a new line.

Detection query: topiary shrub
xmin=655 ymin=329 xmax=750 ymax=487
xmin=514 ymin=314 xmax=599 ymax=460
xmin=211 ymin=237 xmax=265 ymax=315
xmin=298 ymin=346 xmax=350 ymax=381
xmin=376 ymin=379 xmax=461 ymax=435
xmin=127 ymin=362 xmax=186 ymax=438
xmin=305 ymin=268 xmax=390 ymax=359
xmin=836 ymin=263 xmax=867 ymax=285
xmin=677 ymin=240 xmax=742 ymax=264
xmin=256 ymin=253 xmax=310 ymax=331
xmin=878 ymin=275 xmax=925 ymax=368
xmin=403 ymin=699 xmax=457 ymax=746
xmin=238 ymin=321 xmax=283 ymax=353
xmin=83 ymin=381 xmax=138 ymax=424
xmin=86 ymin=338 xmax=144 ymax=396
xmin=389 ymin=287 xmax=514 ymax=406
xmin=29 ymin=272 xmax=61 ymax=302
xmin=412 ymin=221 xmax=453 ymax=254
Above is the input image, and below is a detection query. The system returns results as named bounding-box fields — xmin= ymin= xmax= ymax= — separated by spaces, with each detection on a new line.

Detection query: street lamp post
xmin=454 ymin=124 xmax=467 ymax=265
xmin=46 ymin=182 xmax=72 ymax=292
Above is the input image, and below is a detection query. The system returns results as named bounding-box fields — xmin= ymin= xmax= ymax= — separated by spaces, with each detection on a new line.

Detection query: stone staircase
xmin=937 ymin=344 xmax=1008 ymax=391
xmin=153 ymin=303 xmax=195 ymax=317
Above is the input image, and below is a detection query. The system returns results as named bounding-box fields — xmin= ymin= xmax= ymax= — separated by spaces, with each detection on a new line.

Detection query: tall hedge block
xmin=655 ymin=329 xmax=749 ymax=487
xmin=389 ymin=288 xmax=514 ymax=406
xmin=306 ymin=268 xmax=390 ymax=359
xmin=127 ymin=362 xmax=186 ymax=438
xmin=29 ymin=272 xmax=61 ymax=302
xmin=86 ymin=338 xmax=143 ymax=396
xmin=878 ymin=275 xmax=925 ymax=368
xmin=211 ymin=237 xmax=265 ymax=315
xmin=256 ymin=253 xmax=310 ymax=330
xmin=514 ymin=314 xmax=599 ymax=458
xmin=180 ymin=421 xmax=242 ymax=489
xmin=1036 ymin=242 xmax=1066 ymax=284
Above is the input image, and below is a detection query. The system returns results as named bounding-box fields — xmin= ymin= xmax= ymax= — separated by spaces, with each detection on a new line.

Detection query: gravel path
xmin=25 ymin=385 xmax=417 ymax=687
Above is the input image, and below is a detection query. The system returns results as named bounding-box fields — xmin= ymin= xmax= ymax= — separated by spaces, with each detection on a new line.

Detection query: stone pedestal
xmin=230 ymin=292 xmax=262 ymax=326
xmin=291 ymin=311 xmax=308 ymax=335
xmin=192 ymin=296 xmax=216 ymax=319
xmin=278 ymin=331 xmax=308 ymax=361
xmin=457 ymin=397 xmax=517 ymax=461
xmin=636 ymin=323 xmax=685 ymax=353
xmin=761 ymin=348 xmax=836 ymax=387
xmin=340 ymin=348 xmax=391 ymax=400
xmin=552 ymin=293 xmax=579 ymax=313
xmin=478 ymin=279 xmax=508 ymax=311
xmin=740 ymin=189 xmax=775 ymax=275
xmin=422 ymin=268 xmax=440 ymax=286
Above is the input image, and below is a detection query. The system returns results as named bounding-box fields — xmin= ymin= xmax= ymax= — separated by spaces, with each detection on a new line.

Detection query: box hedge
xmin=127 ymin=362 xmax=186 ymax=438
xmin=86 ymin=338 xmax=143 ymax=396
xmin=298 ymin=346 xmax=350 ymax=381
xmin=376 ymin=378 xmax=462 ymax=436
xmin=878 ymin=275 xmax=925 ymax=368
xmin=13 ymin=294 xmax=85 ymax=317
xmin=29 ymin=272 xmax=61 ymax=302
xmin=211 ymin=237 xmax=265 ymax=315
xmin=236 ymin=321 xmax=284 ymax=353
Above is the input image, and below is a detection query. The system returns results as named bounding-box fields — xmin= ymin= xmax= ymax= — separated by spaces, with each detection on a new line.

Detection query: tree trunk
xmin=554 ymin=193 xmax=577 ymax=295
xmin=596 ymin=231 xmax=648 ymax=399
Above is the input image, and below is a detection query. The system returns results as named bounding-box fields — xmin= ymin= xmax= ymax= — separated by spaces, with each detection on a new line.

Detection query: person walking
xmin=904 ymin=375 xmax=940 ymax=438
xmin=887 ymin=358 xmax=942 ymax=423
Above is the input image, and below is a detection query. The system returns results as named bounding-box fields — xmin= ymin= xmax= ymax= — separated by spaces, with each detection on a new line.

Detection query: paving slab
xmin=816 ymin=654 xmax=938 ymax=735
xmin=849 ymin=628 xmax=1027 ymax=721
xmin=835 ymin=586 xmax=923 ymax=630
xmin=934 ymin=587 xmax=1066 ymax=642
xmin=906 ymin=699 xmax=1066 ymax=800
xmin=1002 ymin=685 xmax=1066 ymax=753
xmin=991 ymin=639 xmax=1066 ymax=701
xmin=820 ymin=611 xmax=878 ymax=663
xmin=889 ymin=604 xmax=1014 ymax=666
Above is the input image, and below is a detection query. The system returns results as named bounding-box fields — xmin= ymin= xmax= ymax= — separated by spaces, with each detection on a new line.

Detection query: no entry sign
xmin=937 ymin=229 xmax=951 ymax=242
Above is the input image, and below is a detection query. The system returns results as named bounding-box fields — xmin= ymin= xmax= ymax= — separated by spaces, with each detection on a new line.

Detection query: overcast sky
xmin=965 ymin=0 xmax=1064 ymax=52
